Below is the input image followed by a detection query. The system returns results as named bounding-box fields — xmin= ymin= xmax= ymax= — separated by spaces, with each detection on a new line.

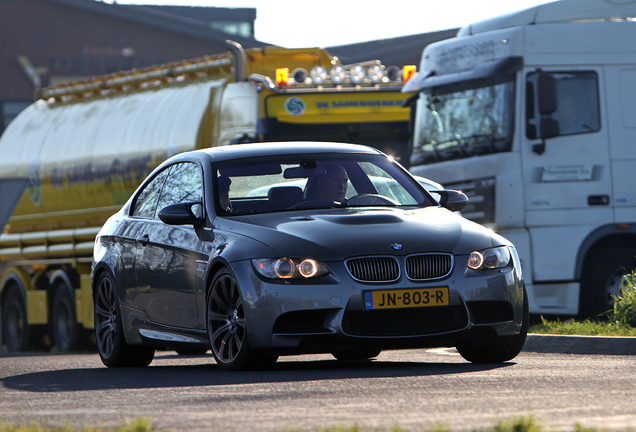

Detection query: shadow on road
xmin=0 ymin=352 xmax=515 ymax=392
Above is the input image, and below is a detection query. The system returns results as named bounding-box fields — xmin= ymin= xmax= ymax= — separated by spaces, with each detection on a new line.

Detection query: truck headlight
xmin=252 ymin=258 xmax=329 ymax=279
xmin=467 ymin=246 xmax=511 ymax=270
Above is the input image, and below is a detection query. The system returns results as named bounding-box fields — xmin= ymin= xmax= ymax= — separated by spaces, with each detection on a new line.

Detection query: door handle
xmin=136 ymin=234 xmax=150 ymax=246
xmin=588 ymin=195 xmax=610 ymax=206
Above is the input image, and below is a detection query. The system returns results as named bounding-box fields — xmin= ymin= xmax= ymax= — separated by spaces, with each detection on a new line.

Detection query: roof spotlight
xmin=310 ymin=66 xmax=328 ymax=85
xmin=292 ymin=68 xmax=308 ymax=84
xmin=367 ymin=64 xmax=385 ymax=84
xmin=349 ymin=64 xmax=366 ymax=84
xmin=329 ymin=65 xmax=347 ymax=84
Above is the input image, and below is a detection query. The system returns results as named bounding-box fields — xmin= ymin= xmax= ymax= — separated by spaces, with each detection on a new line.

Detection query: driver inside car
xmin=311 ymin=162 xmax=349 ymax=203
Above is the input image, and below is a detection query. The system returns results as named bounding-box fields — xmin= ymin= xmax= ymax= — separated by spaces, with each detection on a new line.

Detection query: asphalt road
xmin=1 ymin=349 xmax=635 ymax=432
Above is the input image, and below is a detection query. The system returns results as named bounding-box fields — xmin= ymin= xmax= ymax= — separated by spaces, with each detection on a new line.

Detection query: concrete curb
xmin=523 ymin=333 xmax=636 ymax=355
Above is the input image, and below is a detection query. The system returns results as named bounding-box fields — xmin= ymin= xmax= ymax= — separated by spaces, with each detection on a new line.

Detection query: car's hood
xmin=216 ymin=207 xmax=500 ymax=261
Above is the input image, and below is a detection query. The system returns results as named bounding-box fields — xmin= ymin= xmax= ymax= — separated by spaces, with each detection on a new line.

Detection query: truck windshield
xmin=411 ymin=80 xmax=515 ymax=166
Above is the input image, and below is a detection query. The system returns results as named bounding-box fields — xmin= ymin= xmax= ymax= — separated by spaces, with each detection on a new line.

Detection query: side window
xmin=132 ymin=169 xmax=170 ymax=218
xmin=526 ymin=71 xmax=600 ymax=138
xmin=156 ymin=162 xmax=203 ymax=213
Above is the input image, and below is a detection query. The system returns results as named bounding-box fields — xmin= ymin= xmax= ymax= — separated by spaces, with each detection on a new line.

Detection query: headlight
xmin=467 ymin=246 xmax=511 ymax=270
xmin=252 ymin=258 xmax=330 ymax=279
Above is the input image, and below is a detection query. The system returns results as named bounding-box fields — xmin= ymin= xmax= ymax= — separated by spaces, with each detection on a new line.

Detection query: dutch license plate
xmin=363 ymin=287 xmax=449 ymax=310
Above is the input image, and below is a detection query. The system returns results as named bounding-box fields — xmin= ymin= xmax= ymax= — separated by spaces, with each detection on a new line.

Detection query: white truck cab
xmin=406 ymin=0 xmax=636 ymax=317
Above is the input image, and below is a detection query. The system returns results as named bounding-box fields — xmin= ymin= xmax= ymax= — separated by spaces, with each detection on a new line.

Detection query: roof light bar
xmin=272 ymin=64 xmax=417 ymax=88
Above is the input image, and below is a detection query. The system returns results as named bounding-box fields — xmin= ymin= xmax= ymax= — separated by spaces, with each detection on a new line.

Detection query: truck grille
xmin=342 ymin=305 xmax=468 ymax=337
xmin=405 ymin=253 xmax=453 ymax=280
xmin=345 ymin=256 xmax=400 ymax=282
xmin=446 ymin=177 xmax=495 ymax=225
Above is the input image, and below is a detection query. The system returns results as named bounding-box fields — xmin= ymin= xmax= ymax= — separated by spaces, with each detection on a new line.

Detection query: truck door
xmin=134 ymin=162 xmax=205 ymax=329
xmin=522 ymin=68 xmax=613 ymax=283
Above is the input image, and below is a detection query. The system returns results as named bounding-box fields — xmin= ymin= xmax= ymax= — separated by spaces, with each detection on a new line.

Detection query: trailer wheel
xmin=580 ymin=248 xmax=636 ymax=318
xmin=51 ymin=283 xmax=78 ymax=352
xmin=1 ymin=284 xmax=31 ymax=351
xmin=94 ymin=271 xmax=154 ymax=367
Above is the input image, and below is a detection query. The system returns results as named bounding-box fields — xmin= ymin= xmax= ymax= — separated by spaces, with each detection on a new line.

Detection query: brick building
xmin=0 ymin=0 xmax=263 ymax=134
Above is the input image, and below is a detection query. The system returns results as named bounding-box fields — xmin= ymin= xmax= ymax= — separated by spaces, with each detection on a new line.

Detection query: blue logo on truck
xmin=284 ymin=97 xmax=306 ymax=116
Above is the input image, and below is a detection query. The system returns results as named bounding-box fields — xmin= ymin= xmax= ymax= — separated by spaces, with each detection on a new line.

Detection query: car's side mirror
xmin=158 ymin=202 xmax=204 ymax=226
xmin=436 ymin=190 xmax=468 ymax=212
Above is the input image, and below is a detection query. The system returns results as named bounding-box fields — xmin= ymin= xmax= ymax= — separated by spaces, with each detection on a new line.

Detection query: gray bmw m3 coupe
xmin=92 ymin=142 xmax=527 ymax=370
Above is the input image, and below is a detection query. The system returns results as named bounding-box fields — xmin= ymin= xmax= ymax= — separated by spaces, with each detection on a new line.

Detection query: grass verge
xmin=529 ymin=271 xmax=636 ymax=336
xmin=0 ymin=416 xmax=623 ymax=432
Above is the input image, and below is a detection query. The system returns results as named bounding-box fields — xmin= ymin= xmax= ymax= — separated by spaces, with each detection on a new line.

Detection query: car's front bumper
xmin=229 ymin=253 xmax=525 ymax=355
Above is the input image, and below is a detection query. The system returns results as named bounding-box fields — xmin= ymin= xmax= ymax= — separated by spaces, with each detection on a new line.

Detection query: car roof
xmin=197 ymin=142 xmax=383 ymax=163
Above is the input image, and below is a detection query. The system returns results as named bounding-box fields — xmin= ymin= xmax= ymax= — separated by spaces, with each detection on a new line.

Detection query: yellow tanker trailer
xmin=0 ymin=41 xmax=415 ymax=351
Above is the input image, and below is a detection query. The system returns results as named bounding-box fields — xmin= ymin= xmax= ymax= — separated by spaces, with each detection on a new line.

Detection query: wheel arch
xmin=575 ymin=223 xmax=636 ymax=280
xmin=1 ymin=268 xmax=29 ymax=307
xmin=91 ymin=255 xmax=127 ymax=305
xmin=204 ymin=258 xmax=234 ymax=297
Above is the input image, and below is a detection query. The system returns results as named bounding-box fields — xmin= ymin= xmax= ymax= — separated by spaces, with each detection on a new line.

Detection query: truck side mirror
xmin=532 ymin=73 xmax=560 ymax=155
xmin=533 ymin=118 xmax=560 ymax=155
xmin=537 ymin=73 xmax=557 ymax=115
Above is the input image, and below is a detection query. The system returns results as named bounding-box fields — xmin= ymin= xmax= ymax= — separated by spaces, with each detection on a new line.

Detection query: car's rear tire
xmin=456 ymin=286 xmax=528 ymax=363
xmin=1 ymin=284 xmax=31 ymax=352
xmin=207 ymin=269 xmax=276 ymax=371
xmin=331 ymin=349 xmax=381 ymax=361
xmin=94 ymin=271 xmax=154 ymax=367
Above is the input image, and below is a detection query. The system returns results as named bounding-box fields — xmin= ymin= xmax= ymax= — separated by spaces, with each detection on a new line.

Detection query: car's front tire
xmin=456 ymin=286 xmax=528 ymax=363
xmin=207 ymin=269 xmax=277 ymax=371
xmin=94 ymin=271 xmax=155 ymax=367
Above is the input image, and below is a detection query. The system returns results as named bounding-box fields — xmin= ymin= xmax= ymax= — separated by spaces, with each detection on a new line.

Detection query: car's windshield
xmin=412 ymin=80 xmax=515 ymax=166
xmin=214 ymin=154 xmax=434 ymax=215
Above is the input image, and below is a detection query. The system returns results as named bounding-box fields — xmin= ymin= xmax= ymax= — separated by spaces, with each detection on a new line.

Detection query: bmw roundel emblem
xmin=391 ymin=243 xmax=403 ymax=251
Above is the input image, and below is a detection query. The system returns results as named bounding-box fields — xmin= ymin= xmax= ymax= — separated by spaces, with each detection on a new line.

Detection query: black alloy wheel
xmin=207 ymin=269 xmax=277 ymax=371
xmin=94 ymin=271 xmax=154 ymax=367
